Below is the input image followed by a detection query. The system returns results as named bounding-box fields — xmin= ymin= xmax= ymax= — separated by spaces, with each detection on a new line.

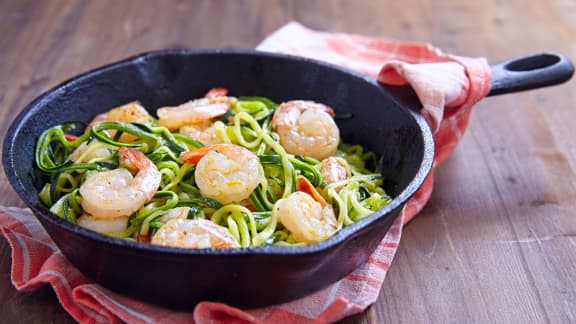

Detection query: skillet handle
xmin=487 ymin=53 xmax=574 ymax=96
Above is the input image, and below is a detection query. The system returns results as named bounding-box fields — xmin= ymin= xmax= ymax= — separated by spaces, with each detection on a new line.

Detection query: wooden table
xmin=1 ymin=0 xmax=575 ymax=322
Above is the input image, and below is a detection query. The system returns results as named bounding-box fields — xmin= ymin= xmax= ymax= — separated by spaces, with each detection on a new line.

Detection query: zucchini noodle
xmin=34 ymin=92 xmax=391 ymax=248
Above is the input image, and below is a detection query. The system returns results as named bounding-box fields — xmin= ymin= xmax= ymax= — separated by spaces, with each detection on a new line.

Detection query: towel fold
xmin=0 ymin=21 xmax=491 ymax=323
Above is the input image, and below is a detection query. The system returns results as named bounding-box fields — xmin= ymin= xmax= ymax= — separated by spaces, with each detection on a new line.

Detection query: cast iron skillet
xmin=2 ymin=50 xmax=573 ymax=309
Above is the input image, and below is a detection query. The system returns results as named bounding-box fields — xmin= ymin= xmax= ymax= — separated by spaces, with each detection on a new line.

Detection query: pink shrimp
xmin=79 ymin=147 xmax=161 ymax=219
xmin=151 ymin=219 xmax=240 ymax=249
xmin=157 ymin=96 xmax=231 ymax=130
xmin=181 ymin=144 xmax=263 ymax=204
xmin=320 ymin=157 xmax=348 ymax=184
xmin=271 ymin=100 xmax=340 ymax=160
xmin=87 ymin=101 xmax=153 ymax=142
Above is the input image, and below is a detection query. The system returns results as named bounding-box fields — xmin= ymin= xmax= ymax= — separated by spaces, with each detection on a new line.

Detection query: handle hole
xmin=505 ymin=54 xmax=560 ymax=72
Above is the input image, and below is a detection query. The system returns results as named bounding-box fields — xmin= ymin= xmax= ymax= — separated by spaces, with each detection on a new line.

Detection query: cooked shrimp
xmin=275 ymin=191 xmax=337 ymax=244
xmin=157 ymin=207 xmax=191 ymax=223
xmin=77 ymin=215 xmax=129 ymax=233
xmin=181 ymin=144 xmax=263 ymax=204
xmin=320 ymin=157 xmax=348 ymax=184
xmin=162 ymin=88 xmax=230 ymax=141
xmin=272 ymin=100 xmax=340 ymax=161
xmin=79 ymin=147 xmax=161 ymax=218
xmin=157 ymin=97 xmax=230 ymax=130
xmin=88 ymin=101 xmax=152 ymax=142
xmin=151 ymin=218 xmax=239 ymax=248
xmin=179 ymin=120 xmax=227 ymax=146
xmin=69 ymin=141 xmax=111 ymax=163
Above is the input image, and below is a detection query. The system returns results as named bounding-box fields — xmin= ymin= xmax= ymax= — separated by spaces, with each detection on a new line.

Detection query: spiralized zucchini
xmin=35 ymin=92 xmax=391 ymax=248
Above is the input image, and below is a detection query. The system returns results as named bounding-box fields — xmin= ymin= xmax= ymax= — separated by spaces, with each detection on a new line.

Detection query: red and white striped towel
xmin=0 ymin=22 xmax=491 ymax=323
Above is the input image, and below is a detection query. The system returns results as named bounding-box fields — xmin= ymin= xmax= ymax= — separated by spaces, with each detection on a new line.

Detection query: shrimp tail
xmin=180 ymin=144 xmax=226 ymax=164
xmin=204 ymin=87 xmax=228 ymax=99
xmin=316 ymin=104 xmax=335 ymax=117
xmin=297 ymin=175 xmax=327 ymax=207
xmin=118 ymin=147 xmax=150 ymax=171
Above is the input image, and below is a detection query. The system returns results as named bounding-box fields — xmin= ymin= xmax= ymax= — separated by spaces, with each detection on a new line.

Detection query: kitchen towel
xmin=0 ymin=21 xmax=491 ymax=323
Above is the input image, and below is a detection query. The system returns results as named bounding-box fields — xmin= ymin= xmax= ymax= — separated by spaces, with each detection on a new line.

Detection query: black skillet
xmin=2 ymin=50 xmax=573 ymax=309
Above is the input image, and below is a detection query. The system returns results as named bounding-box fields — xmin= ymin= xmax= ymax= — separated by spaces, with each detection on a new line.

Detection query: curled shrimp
xmin=320 ymin=157 xmax=348 ymax=184
xmin=79 ymin=147 xmax=161 ymax=218
xmin=271 ymin=100 xmax=340 ymax=161
xmin=181 ymin=144 xmax=263 ymax=204
xmin=160 ymin=88 xmax=230 ymax=142
xmin=89 ymin=101 xmax=152 ymax=142
xmin=275 ymin=191 xmax=337 ymax=244
xmin=157 ymin=97 xmax=230 ymax=130
xmin=151 ymin=218 xmax=240 ymax=249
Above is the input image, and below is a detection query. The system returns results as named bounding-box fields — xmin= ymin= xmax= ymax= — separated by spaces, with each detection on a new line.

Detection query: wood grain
xmin=0 ymin=0 xmax=575 ymax=322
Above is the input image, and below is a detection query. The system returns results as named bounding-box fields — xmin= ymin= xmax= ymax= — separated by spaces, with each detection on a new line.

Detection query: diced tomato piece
xmin=65 ymin=134 xmax=79 ymax=141
xmin=296 ymin=176 xmax=327 ymax=206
